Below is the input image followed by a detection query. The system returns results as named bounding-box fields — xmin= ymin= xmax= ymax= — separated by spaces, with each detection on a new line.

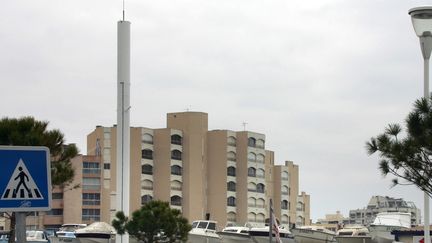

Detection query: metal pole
xmin=16 ymin=212 xmax=26 ymax=243
xmin=269 ymin=199 xmax=273 ymax=243
xmin=421 ymin=34 xmax=432 ymax=243
xmin=424 ymin=57 xmax=430 ymax=243
xmin=425 ymin=58 xmax=430 ymax=98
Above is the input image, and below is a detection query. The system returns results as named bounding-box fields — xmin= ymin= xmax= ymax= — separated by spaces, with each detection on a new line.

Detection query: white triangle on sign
xmin=1 ymin=159 xmax=44 ymax=200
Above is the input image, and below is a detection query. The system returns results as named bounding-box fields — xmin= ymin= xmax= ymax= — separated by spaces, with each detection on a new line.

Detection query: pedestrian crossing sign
xmin=0 ymin=146 xmax=51 ymax=211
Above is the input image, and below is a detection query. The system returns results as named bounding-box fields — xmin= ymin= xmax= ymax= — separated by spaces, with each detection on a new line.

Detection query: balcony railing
xmin=82 ymin=185 xmax=101 ymax=190
xmin=83 ymin=168 xmax=101 ymax=174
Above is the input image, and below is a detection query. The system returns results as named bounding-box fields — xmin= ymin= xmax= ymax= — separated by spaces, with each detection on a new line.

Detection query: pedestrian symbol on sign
xmin=1 ymin=159 xmax=43 ymax=200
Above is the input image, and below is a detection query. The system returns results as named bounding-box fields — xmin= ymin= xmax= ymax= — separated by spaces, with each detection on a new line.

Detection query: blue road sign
xmin=0 ymin=146 xmax=51 ymax=212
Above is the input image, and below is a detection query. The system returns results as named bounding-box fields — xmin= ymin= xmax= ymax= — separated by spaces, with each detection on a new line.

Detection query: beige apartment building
xmin=2 ymin=111 xmax=310 ymax=230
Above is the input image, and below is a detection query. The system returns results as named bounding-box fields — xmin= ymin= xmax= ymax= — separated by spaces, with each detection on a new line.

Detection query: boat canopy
xmin=371 ymin=212 xmax=411 ymax=228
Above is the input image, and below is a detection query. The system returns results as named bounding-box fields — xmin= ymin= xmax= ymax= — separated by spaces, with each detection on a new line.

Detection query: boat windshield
xmin=60 ymin=224 xmax=87 ymax=232
xmin=26 ymin=231 xmax=45 ymax=240
xmin=197 ymin=221 xmax=208 ymax=229
xmin=192 ymin=221 xmax=216 ymax=230
xmin=208 ymin=222 xmax=216 ymax=231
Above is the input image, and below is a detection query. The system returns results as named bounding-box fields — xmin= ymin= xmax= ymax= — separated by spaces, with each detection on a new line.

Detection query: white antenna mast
xmin=122 ymin=0 xmax=125 ymax=21
xmin=116 ymin=0 xmax=131 ymax=241
xmin=242 ymin=122 xmax=248 ymax=131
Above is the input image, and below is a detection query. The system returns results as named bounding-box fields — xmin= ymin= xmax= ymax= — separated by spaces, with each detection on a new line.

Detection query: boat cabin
xmin=191 ymin=220 xmax=218 ymax=232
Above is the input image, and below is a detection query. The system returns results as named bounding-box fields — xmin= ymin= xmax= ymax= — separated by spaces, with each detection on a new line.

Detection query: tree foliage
xmin=366 ymin=97 xmax=432 ymax=197
xmin=0 ymin=116 xmax=78 ymax=189
xmin=0 ymin=116 xmax=79 ymax=243
xmin=112 ymin=200 xmax=192 ymax=243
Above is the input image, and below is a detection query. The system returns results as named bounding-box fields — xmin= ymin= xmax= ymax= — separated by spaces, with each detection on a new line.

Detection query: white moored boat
xmin=217 ymin=224 xmax=251 ymax=243
xmin=291 ymin=225 xmax=337 ymax=243
xmin=74 ymin=222 xmax=116 ymax=243
xmin=188 ymin=220 xmax=221 ymax=243
xmin=368 ymin=212 xmax=411 ymax=243
xmin=249 ymin=225 xmax=295 ymax=243
xmin=26 ymin=230 xmax=50 ymax=243
xmin=52 ymin=223 xmax=87 ymax=243
xmin=335 ymin=225 xmax=372 ymax=243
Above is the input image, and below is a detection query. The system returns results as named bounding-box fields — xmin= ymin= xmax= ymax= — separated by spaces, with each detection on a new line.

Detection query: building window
xmin=227 ymin=212 xmax=236 ymax=222
xmin=83 ymin=162 xmax=100 ymax=174
xmin=227 ymin=136 xmax=236 ymax=146
xmin=282 ymin=200 xmax=288 ymax=210
xmin=82 ymin=178 xmax=101 ymax=190
xmin=171 ymin=150 xmax=182 ymax=160
xmin=297 ymin=202 xmax=304 ymax=211
xmin=282 ymin=171 xmax=289 ymax=180
xmin=104 ymin=163 xmax=110 ymax=170
xmin=142 ymin=149 xmax=153 ymax=160
xmin=256 ymin=168 xmax=265 ymax=178
xmin=142 ymin=133 xmax=153 ymax=144
xmin=256 ymin=198 xmax=265 ymax=208
xmin=83 ymin=193 xmax=100 ymax=205
xmin=46 ymin=209 xmax=63 ymax=216
xmin=256 ymin=183 xmax=265 ymax=193
xmin=257 ymin=213 xmax=265 ymax=223
xmin=256 ymin=139 xmax=265 ymax=149
xmin=171 ymin=135 xmax=182 ymax=145
xmin=282 ymin=215 xmax=289 ymax=225
xmin=248 ymin=197 xmax=256 ymax=207
xmin=282 ymin=186 xmax=289 ymax=195
xmin=52 ymin=193 xmax=63 ymax=200
xmin=248 ymin=137 xmax=256 ymax=147
xmin=248 ymin=167 xmax=256 ymax=177
xmin=256 ymin=154 xmax=265 ymax=164
xmin=171 ymin=195 xmax=182 ymax=206
xmin=227 ymin=151 xmax=236 ymax=161
xmin=141 ymin=179 xmax=153 ymax=190
xmin=171 ymin=165 xmax=182 ymax=176
xmin=142 ymin=164 xmax=153 ymax=175
xmin=248 ymin=182 xmax=256 ymax=192
xmin=248 ymin=152 xmax=256 ymax=162
xmin=227 ymin=166 xmax=236 ymax=176
xmin=171 ymin=180 xmax=182 ymax=191
xmin=227 ymin=196 xmax=236 ymax=206
xmin=82 ymin=209 xmax=100 ymax=221
xmin=248 ymin=212 xmax=256 ymax=222
xmin=227 ymin=181 xmax=236 ymax=192
xmin=141 ymin=195 xmax=153 ymax=204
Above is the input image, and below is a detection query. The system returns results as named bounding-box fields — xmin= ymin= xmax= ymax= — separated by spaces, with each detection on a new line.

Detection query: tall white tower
xmin=116 ymin=19 xmax=131 ymax=243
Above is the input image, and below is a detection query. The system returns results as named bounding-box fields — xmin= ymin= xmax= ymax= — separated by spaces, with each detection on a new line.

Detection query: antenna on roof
xmin=242 ymin=122 xmax=248 ymax=131
xmin=122 ymin=0 xmax=125 ymax=21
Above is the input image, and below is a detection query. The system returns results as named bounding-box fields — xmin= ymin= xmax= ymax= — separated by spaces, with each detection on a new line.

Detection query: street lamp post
xmin=409 ymin=6 xmax=432 ymax=243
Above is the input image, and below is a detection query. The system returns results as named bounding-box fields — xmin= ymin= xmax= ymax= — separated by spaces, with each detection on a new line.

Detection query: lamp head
xmin=409 ymin=6 xmax=432 ymax=37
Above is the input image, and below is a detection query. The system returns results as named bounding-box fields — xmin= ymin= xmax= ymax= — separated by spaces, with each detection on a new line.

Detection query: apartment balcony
xmin=228 ymin=141 xmax=236 ymax=147
xmin=83 ymin=168 xmax=101 ymax=176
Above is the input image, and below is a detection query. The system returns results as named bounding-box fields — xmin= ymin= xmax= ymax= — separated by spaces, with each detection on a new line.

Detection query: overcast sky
xmin=2 ymin=0 xmax=432 ymax=222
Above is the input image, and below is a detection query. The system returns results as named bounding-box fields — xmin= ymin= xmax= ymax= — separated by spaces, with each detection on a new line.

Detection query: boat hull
xmin=75 ymin=232 xmax=114 ymax=243
xmin=291 ymin=228 xmax=337 ymax=243
xmin=188 ymin=233 xmax=221 ymax=243
xmin=251 ymin=236 xmax=295 ymax=243
xmin=368 ymin=225 xmax=402 ymax=243
xmin=76 ymin=237 xmax=115 ymax=243
xmin=335 ymin=236 xmax=373 ymax=243
xmin=48 ymin=237 xmax=81 ymax=243
xmin=218 ymin=231 xmax=252 ymax=243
